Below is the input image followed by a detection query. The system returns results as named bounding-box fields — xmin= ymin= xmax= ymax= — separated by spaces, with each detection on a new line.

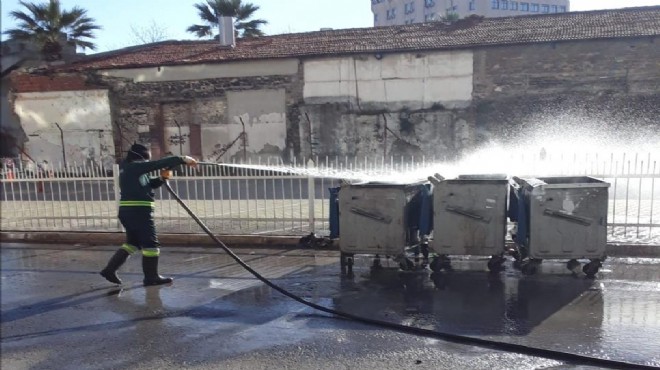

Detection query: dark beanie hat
xmin=126 ymin=143 xmax=151 ymax=162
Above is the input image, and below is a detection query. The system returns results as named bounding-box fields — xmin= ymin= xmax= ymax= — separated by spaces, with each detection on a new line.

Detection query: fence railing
xmin=1 ymin=152 xmax=658 ymax=245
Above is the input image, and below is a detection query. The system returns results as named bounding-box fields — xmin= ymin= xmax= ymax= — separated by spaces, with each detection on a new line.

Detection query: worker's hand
xmin=160 ymin=169 xmax=173 ymax=180
xmin=182 ymin=155 xmax=198 ymax=167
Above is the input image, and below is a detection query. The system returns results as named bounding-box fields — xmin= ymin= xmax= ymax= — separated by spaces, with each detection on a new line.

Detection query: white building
xmin=372 ymin=0 xmax=569 ymax=26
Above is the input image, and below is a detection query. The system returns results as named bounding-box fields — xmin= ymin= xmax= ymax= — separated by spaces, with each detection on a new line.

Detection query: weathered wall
xmin=300 ymin=51 xmax=474 ymax=159
xmin=94 ymin=59 xmax=301 ymax=162
xmin=13 ymin=89 xmax=115 ymax=167
xmin=9 ymin=37 xmax=659 ymax=164
xmin=472 ymin=37 xmax=660 ymax=145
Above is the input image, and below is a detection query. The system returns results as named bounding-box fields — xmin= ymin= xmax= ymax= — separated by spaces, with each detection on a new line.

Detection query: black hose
xmin=164 ymin=182 xmax=655 ymax=370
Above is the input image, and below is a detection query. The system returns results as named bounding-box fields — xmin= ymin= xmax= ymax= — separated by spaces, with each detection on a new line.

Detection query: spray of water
xmin=213 ymin=114 xmax=659 ymax=184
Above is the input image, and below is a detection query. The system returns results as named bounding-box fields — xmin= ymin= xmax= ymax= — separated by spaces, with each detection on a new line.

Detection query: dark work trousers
xmin=118 ymin=207 xmax=160 ymax=253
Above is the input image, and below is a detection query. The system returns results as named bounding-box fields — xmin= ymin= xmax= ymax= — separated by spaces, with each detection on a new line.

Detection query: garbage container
xmin=428 ymin=174 xmax=509 ymax=272
xmin=338 ymin=180 xmax=429 ymax=276
xmin=509 ymin=176 xmax=610 ymax=277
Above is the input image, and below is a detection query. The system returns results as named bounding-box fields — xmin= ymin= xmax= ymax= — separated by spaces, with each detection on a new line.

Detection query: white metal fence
xmin=1 ymin=152 xmax=658 ymax=245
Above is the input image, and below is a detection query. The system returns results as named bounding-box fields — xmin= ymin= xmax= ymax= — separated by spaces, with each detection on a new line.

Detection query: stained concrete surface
xmin=1 ymin=242 xmax=659 ymax=370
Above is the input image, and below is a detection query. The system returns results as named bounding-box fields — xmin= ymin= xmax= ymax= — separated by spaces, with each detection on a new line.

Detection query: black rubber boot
xmin=100 ymin=249 xmax=130 ymax=284
xmin=142 ymin=256 xmax=173 ymax=286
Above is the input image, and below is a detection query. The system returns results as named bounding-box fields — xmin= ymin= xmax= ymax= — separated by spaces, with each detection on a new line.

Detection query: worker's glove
xmin=160 ymin=169 xmax=173 ymax=180
xmin=182 ymin=156 xmax=198 ymax=167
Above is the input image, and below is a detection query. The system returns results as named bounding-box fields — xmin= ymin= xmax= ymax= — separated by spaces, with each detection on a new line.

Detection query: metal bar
xmin=650 ymin=161 xmax=657 ymax=239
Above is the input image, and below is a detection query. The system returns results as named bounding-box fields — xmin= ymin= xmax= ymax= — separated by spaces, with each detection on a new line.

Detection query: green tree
xmin=440 ymin=11 xmax=460 ymax=22
xmin=3 ymin=0 xmax=101 ymax=60
xmin=187 ymin=0 xmax=267 ymax=39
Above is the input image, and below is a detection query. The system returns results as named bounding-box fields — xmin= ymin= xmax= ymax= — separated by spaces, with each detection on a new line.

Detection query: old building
xmin=372 ymin=0 xmax=570 ymax=26
xmin=8 ymin=6 xmax=660 ymax=165
xmin=1 ymin=35 xmax=84 ymax=164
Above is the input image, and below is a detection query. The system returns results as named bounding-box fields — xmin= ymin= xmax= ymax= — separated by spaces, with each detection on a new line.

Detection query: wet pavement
xmin=1 ymin=242 xmax=659 ymax=370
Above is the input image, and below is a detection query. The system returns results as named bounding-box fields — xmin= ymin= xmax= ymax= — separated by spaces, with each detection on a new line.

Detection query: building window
xmin=531 ymin=3 xmax=539 ymax=12
xmin=559 ymin=5 xmax=566 ymax=12
xmin=386 ymin=8 xmax=397 ymax=19
xmin=511 ymin=1 xmax=518 ymax=10
xmin=501 ymin=1 xmax=509 ymax=10
xmin=425 ymin=13 xmax=436 ymax=21
xmin=374 ymin=14 xmax=379 ymax=23
xmin=405 ymin=18 xmax=416 ymax=24
xmin=541 ymin=4 xmax=549 ymax=13
xmin=520 ymin=2 xmax=529 ymax=11
xmin=491 ymin=0 xmax=499 ymax=9
xmin=371 ymin=0 xmax=385 ymax=4
xmin=405 ymin=1 xmax=415 ymax=14
xmin=469 ymin=1 xmax=476 ymax=10
xmin=550 ymin=5 xmax=557 ymax=12
xmin=425 ymin=0 xmax=436 ymax=8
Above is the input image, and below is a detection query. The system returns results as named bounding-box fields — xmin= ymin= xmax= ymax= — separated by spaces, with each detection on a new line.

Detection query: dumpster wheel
xmin=583 ymin=259 xmax=603 ymax=278
xmin=487 ymin=254 xmax=506 ymax=273
xmin=162 ymin=181 xmax=655 ymax=370
xmin=340 ymin=252 xmax=354 ymax=278
xmin=521 ymin=259 xmax=542 ymax=275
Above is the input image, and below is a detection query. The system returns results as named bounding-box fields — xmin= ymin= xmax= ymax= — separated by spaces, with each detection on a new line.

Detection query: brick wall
xmin=472 ymin=37 xmax=660 ymax=145
xmin=10 ymin=73 xmax=95 ymax=93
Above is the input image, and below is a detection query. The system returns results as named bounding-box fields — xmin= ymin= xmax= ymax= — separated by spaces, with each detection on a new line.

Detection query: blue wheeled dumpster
xmin=509 ymin=176 xmax=610 ymax=277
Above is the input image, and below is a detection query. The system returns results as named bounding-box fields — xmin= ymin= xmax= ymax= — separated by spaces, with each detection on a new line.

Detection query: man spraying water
xmin=100 ymin=143 xmax=197 ymax=286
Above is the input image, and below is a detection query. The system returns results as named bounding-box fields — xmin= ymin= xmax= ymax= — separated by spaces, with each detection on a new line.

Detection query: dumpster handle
xmin=350 ymin=207 xmax=392 ymax=224
xmin=543 ymin=209 xmax=592 ymax=226
xmin=445 ymin=206 xmax=490 ymax=223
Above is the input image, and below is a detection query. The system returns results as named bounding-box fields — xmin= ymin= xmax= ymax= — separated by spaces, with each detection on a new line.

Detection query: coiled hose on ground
xmin=164 ymin=181 xmax=654 ymax=370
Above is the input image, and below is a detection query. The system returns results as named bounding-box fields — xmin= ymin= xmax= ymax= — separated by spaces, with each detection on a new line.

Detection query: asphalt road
xmin=1 ymin=242 xmax=659 ymax=369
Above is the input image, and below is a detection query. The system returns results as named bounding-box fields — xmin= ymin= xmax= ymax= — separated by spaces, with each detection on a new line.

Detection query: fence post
xmin=113 ymin=164 xmax=121 ymax=231
xmin=307 ymin=159 xmax=315 ymax=233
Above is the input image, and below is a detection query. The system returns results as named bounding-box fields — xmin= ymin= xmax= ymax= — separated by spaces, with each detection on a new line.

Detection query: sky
xmin=1 ymin=0 xmax=659 ymax=53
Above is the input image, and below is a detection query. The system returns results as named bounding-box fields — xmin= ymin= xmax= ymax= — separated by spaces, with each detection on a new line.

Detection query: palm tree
xmin=3 ymin=0 xmax=101 ymax=60
xmin=187 ymin=0 xmax=267 ymax=39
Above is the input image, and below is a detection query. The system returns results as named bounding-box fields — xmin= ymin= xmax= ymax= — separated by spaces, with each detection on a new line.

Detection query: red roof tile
xmin=59 ymin=6 xmax=660 ymax=71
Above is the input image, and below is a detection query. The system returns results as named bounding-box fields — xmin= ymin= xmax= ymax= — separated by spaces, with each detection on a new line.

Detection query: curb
xmin=1 ymin=232 xmax=658 ymax=257
xmin=0 ymin=231 xmax=301 ymax=248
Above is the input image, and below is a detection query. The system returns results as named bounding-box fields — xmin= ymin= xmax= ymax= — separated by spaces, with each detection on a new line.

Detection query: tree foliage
xmin=186 ymin=0 xmax=267 ymax=39
xmin=3 ymin=0 xmax=101 ymax=60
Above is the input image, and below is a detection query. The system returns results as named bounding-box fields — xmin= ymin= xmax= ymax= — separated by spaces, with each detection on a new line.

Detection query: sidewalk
xmin=1 ymin=231 xmax=659 ymax=257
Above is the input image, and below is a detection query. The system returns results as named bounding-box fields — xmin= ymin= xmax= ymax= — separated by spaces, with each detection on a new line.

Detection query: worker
xmin=100 ymin=143 xmax=197 ymax=286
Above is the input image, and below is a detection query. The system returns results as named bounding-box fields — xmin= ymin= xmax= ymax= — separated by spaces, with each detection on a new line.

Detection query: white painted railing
xmin=1 ymin=153 xmax=658 ymax=245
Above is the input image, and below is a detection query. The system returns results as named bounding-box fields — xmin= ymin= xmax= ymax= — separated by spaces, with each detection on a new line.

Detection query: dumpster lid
xmin=457 ymin=174 xmax=508 ymax=180
xmin=347 ymin=180 xmax=428 ymax=188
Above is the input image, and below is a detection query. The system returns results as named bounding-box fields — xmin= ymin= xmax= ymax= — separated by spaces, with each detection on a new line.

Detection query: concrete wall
xmin=303 ymin=51 xmax=473 ymax=110
xmin=13 ymin=90 xmax=115 ymax=167
xmin=301 ymin=50 xmax=474 ymax=159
